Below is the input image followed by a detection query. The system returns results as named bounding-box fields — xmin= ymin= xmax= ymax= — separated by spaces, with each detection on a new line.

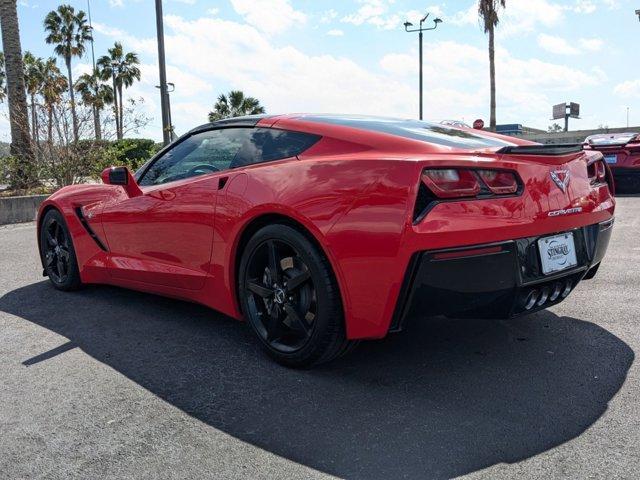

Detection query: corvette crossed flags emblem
xmin=550 ymin=169 xmax=570 ymax=192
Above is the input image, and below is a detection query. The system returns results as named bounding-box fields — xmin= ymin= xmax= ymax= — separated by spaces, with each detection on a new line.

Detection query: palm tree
xmin=24 ymin=52 xmax=45 ymax=148
xmin=208 ymin=90 xmax=265 ymax=122
xmin=97 ymin=42 xmax=141 ymax=140
xmin=0 ymin=0 xmax=35 ymax=177
xmin=478 ymin=0 xmax=505 ymax=132
xmin=0 ymin=52 xmax=6 ymax=103
xmin=44 ymin=4 xmax=92 ymax=143
xmin=40 ymin=58 xmax=68 ymax=144
xmin=75 ymin=69 xmax=114 ymax=140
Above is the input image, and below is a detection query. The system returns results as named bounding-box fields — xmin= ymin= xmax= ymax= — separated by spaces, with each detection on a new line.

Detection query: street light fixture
xmin=404 ymin=13 xmax=442 ymax=120
xmin=636 ymin=9 xmax=640 ymax=21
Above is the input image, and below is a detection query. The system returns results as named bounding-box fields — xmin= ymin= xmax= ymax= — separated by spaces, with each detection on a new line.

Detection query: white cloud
xmin=320 ymin=9 xmax=338 ymax=24
xmin=340 ymin=0 xmax=443 ymax=30
xmin=326 ymin=29 xmax=344 ymax=37
xmin=450 ymin=0 xmax=564 ymax=36
xmin=537 ymin=33 xmax=580 ymax=55
xmin=614 ymin=80 xmax=640 ymax=99
xmin=229 ymin=0 xmax=307 ymax=35
xmin=206 ymin=7 xmax=219 ymax=16
xmin=89 ymin=13 xmax=608 ymax=138
xmin=567 ymin=0 xmax=597 ymax=14
xmin=579 ymin=37 xmax=603 ymax=51
xmin=537 ymin=34 xmax=604 ymax=55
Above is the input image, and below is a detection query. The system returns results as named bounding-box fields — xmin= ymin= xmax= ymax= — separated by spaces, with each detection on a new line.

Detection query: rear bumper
xmin=611 ymin=167 xmax=640 ymax=192
xmin=390 ymin=219 xmax=614 ymax=331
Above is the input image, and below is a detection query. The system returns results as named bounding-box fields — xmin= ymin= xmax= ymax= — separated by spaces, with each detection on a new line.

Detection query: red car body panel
xmin=37 ymin=115 xmax=615 ymax=339
xmin=584 ymin=132 xmax=640 ymax=191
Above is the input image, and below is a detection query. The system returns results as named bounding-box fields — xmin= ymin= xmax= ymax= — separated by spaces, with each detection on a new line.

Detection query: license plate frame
xmin=604 ymin=154 xmax=617 ymax=164
xmin=538 ymin=232 xmax=578 ymax=275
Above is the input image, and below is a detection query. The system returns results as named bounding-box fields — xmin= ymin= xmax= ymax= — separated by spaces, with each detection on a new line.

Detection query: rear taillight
xmin=588 ymin=159 xmax=608 ymax=185
xmin=421 ymin=168 xmax=520 ymax=200
xmin=477 ymin=170 xmax=519 ymax=195
xmin=421 ymin=169 xmax=480 ymax=198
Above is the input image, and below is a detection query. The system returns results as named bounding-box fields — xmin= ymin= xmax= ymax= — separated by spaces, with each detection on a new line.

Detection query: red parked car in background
xmin=37 ymin=115 xmax=615 ymax=367
xmin=584 ymin=132 xmax=640 ymax=192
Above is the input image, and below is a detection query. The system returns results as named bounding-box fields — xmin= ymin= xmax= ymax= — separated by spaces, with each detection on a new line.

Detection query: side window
xmin=138 ymin=129 xmax=245 ymax=186
xmin=231 ymin=128 xmax=321 ymax=168
xmin=138 ymin=127 xmax=321 ymax=186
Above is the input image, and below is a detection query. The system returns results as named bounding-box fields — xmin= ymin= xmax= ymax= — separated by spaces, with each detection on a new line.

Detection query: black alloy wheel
xmin=40 ymin=209 xmax=81 ymax=291
xmin=239 ymin=224 xmax=355 ymax=367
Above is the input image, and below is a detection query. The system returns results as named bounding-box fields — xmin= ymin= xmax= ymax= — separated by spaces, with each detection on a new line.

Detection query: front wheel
xmin=238 ymin=224 xmax=355 ymax=368
xmin=39 ymin=209 xmax=82 ymax=291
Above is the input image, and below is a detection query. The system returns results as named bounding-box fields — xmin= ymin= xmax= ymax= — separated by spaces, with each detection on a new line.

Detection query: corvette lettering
xmin=548 ymin=207 xmax=583 ymax=217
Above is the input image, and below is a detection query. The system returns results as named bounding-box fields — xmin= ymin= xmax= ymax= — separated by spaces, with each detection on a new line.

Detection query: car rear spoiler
xmin=496 ymin=144 xmax=584 ymax=156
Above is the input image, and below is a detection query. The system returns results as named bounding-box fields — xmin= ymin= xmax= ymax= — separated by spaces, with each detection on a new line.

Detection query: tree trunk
xmin=111 ymin=73 xmax=119 ymax=140
xmin=118 ymin=85 xmax=123 ymax=140
xmin=0 ymin=0 xmax=35 ymax=187
xmin=94 ymin=105 xmax=102 ymax=140
xmin=65 ymin=55 xmax=79 ymax=143
xmin=30 ymin=92 xmax=39 ymax=156
xmin=47 ymin=106 xmax=53 ymax=145
xmin=488 ymin=26 xmax=497 ymax=132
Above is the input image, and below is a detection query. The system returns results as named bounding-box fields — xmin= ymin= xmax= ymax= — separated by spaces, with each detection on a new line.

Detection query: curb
xmin=0 ymin=195 xmax=49 ymax=225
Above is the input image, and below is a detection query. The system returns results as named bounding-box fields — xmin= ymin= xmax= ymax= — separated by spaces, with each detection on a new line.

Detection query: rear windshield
xmin=300 ymin=115 xmax=516 ymax=149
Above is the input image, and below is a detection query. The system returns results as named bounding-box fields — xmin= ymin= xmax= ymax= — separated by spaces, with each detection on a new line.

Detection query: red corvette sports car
xmin=37 ymin=114 xmax=615 ymax=367
xmin=584 ymin=132 xmax=640 ymax=192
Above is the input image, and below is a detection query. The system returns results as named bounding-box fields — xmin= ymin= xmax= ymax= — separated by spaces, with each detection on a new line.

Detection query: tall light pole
xmin=155 ymin=0 xmax=171 ymax=145
xmin=404 ymin=13 xmax=442 ymax=120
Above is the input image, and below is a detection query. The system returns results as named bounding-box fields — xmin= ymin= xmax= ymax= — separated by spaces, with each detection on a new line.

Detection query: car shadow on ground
xmin=0 ymin=281 xmax=634 ymax=480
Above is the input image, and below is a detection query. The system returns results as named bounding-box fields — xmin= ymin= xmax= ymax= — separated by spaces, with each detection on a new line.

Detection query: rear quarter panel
xmin=209 ymin=156 xmax=418 ymax=338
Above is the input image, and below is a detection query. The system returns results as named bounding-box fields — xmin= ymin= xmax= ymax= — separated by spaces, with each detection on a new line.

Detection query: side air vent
xmin=75 ymin=207 xmax=108 ymax=251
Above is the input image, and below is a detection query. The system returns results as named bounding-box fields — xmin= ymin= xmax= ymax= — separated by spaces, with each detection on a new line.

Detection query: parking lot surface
xmin=1 ymin=198 xmax=639 ymax=480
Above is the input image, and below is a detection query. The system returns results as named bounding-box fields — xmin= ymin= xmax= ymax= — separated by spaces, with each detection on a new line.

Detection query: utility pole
xmin=155 ymin=0 xmax=171 ymax=145
xmin=404 ymin=13 xmax=442 ymax=120
xmin=627 ymin=107 xmax=630 ymax=128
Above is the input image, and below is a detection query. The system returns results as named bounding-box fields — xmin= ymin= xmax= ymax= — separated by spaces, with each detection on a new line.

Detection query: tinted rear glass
xmin=300 ymin=115 xmax=515 ymax=149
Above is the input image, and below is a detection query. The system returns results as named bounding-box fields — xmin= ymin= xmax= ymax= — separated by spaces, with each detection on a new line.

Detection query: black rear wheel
xmin=40 ymin=209 xmax=82 ymax=291
xmin=239 ymin=224 xmax=355 ymax=367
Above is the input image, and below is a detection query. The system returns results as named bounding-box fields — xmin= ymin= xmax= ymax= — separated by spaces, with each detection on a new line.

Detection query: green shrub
xmin=0 ymin=155 xmax=40 ymax=189
xmin=93 ymin=138 xmax=160 ymax=176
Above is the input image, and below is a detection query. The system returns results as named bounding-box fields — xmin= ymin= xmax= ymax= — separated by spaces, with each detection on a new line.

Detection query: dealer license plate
xmin=538 ymin=232 xmax=578 ymax=275
xmin=604 ymin=154 xmax=617 ymax=164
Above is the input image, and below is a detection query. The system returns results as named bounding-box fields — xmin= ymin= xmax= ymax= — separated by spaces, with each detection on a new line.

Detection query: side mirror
xmin=101 ymin=166 xmax=142 ymax=197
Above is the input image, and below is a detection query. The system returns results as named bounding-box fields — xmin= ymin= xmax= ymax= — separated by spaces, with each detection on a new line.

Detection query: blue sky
xmin=6 ymin=0 xmax=640 ymax=141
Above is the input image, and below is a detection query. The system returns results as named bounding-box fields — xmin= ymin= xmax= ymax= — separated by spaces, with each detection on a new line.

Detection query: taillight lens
xmin=588 ymin=159 xmax=607 ymax=185
xmin=596 ymin=161 xmax=606 ymax=182
xmin=422 ymin=169 xmax=480 ymax=198
xmin=477 ymin=170 xmax=519 ymax=195
xmin=421 ymin=168 xmax=519 ymax=199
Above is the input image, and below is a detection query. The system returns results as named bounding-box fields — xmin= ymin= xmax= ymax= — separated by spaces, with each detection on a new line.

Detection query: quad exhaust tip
xmin=523 ymin=279 xmax=572 ymax=311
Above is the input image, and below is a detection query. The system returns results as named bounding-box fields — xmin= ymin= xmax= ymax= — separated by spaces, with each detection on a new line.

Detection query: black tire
xmin=238 ymin=224 xmax=356 ymax=368
xmin=39 ymin=209 xmax=82 ymax=291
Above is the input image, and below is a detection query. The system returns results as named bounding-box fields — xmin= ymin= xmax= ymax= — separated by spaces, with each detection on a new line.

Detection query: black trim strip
xmin=388 ymin=253 xmax=422 ymax=332
xmin=497 ymin=144 xmax=583 ymax=155
xmin=75 ymin=207 xmax=108 ymax=251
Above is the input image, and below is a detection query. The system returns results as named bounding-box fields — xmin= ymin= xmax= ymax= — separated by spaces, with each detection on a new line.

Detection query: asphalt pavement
xmin=1 ymin=198 xmax=639 ymax=479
